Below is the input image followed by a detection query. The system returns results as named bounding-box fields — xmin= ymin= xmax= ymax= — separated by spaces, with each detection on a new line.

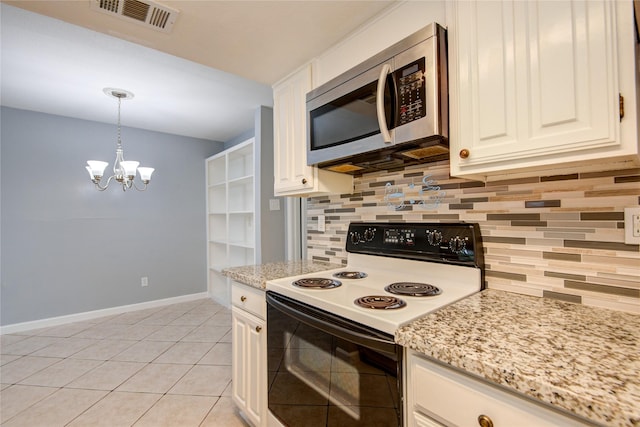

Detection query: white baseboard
xmin=0 ymin=292 xmax=210 ymax=335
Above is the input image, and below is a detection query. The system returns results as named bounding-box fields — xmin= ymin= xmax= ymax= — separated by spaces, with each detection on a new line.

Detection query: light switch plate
xmin=624 ymin=207 xmax=640 ymax=244
xmin=269 ymin=199 xmax=281 ymax=211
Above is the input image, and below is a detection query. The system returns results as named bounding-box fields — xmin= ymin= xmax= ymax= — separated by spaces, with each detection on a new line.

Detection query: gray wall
xmin=254 ymin=106 xmax=285 ymax=264
xmin=0 ymin=107 xmax=224 ymax=325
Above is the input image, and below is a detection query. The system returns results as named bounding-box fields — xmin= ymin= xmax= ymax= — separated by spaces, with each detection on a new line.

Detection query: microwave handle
xmin=376 ymin=63 xmax=392 ymax=144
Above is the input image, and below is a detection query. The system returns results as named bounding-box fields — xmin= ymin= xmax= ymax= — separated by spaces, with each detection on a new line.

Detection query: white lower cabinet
xmin=231 ymin=281 xmax=267 ymax=427
xmin=406 ymin=350 xmax=591 ymax=427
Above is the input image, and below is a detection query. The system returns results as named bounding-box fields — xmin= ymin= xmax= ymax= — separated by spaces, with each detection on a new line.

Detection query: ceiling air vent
xmin=91 ymin=0 xmax=179 ymax=33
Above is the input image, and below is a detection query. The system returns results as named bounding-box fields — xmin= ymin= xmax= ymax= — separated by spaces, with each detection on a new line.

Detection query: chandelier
xmin=85 ymin=88 xmax=154 ymax=191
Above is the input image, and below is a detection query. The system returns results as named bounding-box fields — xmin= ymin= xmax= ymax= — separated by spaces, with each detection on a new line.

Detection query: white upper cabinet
xmin=447 ymin=0 xmax=639 ymax=181
xmin=273 ymin=63 xmax=353 ymax=197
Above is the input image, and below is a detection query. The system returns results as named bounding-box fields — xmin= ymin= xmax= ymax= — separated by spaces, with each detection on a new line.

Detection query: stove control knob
xmin=427 ymin=230 xmax=442 ymax=246
xmin=363 ymin=228 xmax=375 ymax=241
xmin=449 ymin=236 xmax=467 ymax=253
xmin=350 ymin=232 xmax=361 ymax=245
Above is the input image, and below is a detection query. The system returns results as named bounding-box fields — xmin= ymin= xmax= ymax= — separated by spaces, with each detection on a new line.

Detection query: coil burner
xmin=333 ymin=271 xmax=368 ymax=279
xmin=354 ymin=296 xmax=407 ymax=310
xmin=293 ymin=278 xmax=342 ymax=289
xmin=385 ymin=282 xmax=442 ymax=297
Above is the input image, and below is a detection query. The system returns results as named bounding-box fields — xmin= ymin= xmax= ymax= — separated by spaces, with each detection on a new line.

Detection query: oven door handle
xmin=376 ymin=63 xmax=392 ymax=144
xmin=266 ymin=291 xmax=397 ymax=354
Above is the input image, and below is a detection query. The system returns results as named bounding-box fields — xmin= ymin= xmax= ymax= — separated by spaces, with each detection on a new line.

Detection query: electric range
xmin=266 ymin=221 xmax=485 ymax=335
xmin=265 ymin=222 xmax=485 ymax=427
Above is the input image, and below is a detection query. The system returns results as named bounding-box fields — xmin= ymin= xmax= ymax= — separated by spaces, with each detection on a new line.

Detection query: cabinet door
xmin=231 ymin=307 xmax=266 ymax=427
xmin=449 ymin=0 xmax=619 ymax=177
xmin=273 ymin=64 xmax=316 ymax=194
xmin=273 ymin=65 xmax=353 ymax=197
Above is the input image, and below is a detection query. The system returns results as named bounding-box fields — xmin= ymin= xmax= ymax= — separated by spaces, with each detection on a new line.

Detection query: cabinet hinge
xmin=619 ymin=93 xmax=624 ymax=121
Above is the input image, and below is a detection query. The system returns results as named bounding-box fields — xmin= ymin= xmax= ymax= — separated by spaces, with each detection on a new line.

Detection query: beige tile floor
xmin=0 ymin=298 xmax=250 ymax=427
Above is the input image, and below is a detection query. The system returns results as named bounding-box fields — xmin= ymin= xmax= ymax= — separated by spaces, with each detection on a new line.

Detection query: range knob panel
xmin=345 ymin=222 xmax=481 ymax=269
xmin=426 ymin=230 xmax=443 ymax=246
xmin=363 ymin=228 xmax=375 ymax=241
xmin=347 ymin=226 xmax=379 ymax=247
xmin=350 ymin=232 xmax=361 ymax=245
xmin=449 ymin=236 xmax=467 ymax=253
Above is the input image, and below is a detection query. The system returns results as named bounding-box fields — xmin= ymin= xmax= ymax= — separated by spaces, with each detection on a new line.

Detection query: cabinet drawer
xmin=231 ymin=281 xmax=265 ymax=319
xmin=408 ymin=353 xmax=589 ymax=426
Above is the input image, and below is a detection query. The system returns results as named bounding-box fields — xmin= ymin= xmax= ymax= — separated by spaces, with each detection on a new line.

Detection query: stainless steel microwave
xmin=306 ymin=23 xmax=448 ymax=175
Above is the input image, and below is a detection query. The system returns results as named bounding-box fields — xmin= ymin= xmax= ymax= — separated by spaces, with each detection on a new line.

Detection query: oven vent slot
xmin=91 ymin=0 xmax=179 ymax=33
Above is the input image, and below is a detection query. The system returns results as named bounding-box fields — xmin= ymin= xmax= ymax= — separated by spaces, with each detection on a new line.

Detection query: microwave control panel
xmin=394 ymin=57 xmax=426 ymax=126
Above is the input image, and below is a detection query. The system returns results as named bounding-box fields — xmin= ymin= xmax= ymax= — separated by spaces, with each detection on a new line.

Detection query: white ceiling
xmin=0 ymin=1 xmax=394 ymax=141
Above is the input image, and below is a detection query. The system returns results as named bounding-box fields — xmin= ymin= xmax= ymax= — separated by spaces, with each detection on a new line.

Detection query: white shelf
xmin=208 ymin=214 xmax=227 ymax=242
xmin=228 ymin=178 xmax=254 ymax=212
xmin=228 ymin=241 xmax=254 ymax=249
xmin=208 ymin=181 xmax=227 ymax=189
xmin=206 ymin=138 xmax=257 ymax=307
xmin=207 ymin=155 xmax=226 ymax=186
xmin=208 ymin=186 xmax=227 ymax=213
xmin=209 ymin=269 xmax=230 ymax=306
xmin=209 ymin=241 xmax=228 ymax=270
xmin=228 ymin=175 xmax=253 ymax=185
xmin=206 ymin=108 xmax=285 ymax=308
xmin=228 ymin=144 xmax=254 ymax=180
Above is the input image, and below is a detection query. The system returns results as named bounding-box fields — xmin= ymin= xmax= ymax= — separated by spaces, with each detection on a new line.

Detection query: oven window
xmin=267 ymin=297 xmax=401 ymax=427
xmin=309 ymin=77 xmax=393 ymax=151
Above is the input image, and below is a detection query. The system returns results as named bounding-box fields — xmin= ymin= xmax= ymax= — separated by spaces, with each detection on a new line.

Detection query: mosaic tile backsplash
xmin=306 ymin=161 xmax=640 ymax=313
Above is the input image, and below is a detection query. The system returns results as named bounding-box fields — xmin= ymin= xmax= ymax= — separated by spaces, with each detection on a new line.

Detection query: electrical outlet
xmin=318 ymin=214 xmax=326 ymax=232
xmin=624 ymin=207 xmax=640 ymax=244
xmin=141 ymin=276 xmax=149 ymax=287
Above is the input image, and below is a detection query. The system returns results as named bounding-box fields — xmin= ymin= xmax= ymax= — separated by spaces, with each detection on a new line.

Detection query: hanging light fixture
xmin=86 ymin=88 xmax=154 ymax=191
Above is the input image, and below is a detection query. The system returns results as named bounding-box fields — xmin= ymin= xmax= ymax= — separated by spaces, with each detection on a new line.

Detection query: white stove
xmin=266 ymin=222 xmax=485 ymax=335
xmin=265 ymin=222 xmax=484 ymax=427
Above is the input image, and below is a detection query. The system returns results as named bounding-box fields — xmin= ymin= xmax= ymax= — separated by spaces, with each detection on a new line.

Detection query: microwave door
xmin=306 ymin=63 xmax=395 ymax=166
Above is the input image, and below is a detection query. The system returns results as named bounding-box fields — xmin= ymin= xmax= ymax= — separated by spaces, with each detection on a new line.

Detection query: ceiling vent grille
xmin=92 ymin=0 xmax=179 ymax=33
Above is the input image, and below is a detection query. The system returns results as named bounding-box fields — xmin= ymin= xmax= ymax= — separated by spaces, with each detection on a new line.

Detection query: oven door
xmin=266 ymin=291 xmax=402 ymax=427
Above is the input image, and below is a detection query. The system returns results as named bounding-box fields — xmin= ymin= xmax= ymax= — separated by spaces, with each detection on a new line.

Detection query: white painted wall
xmin=314 ymin=1 xmax=446 ymax=86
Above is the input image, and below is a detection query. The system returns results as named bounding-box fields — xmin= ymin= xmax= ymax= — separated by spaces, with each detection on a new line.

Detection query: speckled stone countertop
xmin=221 ymin=260 xmax=343 ymax=290
xmin=396 ymin=289 xmax=640 ymax=426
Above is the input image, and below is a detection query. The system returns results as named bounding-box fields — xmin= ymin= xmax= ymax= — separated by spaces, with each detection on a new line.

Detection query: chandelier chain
xmin=117 ymin=95 xmax=122 ymax=149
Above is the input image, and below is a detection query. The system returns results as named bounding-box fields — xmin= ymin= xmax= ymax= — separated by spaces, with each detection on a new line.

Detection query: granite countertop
xmin=396 ymin=289 xmax=640 ymax=427
xmin=221 ymin=260 xmax=343 ymax=290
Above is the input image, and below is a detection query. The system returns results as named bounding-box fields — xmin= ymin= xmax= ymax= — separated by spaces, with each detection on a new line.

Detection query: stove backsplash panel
xmin=306 ymin=160 xmax=640 ymax=313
